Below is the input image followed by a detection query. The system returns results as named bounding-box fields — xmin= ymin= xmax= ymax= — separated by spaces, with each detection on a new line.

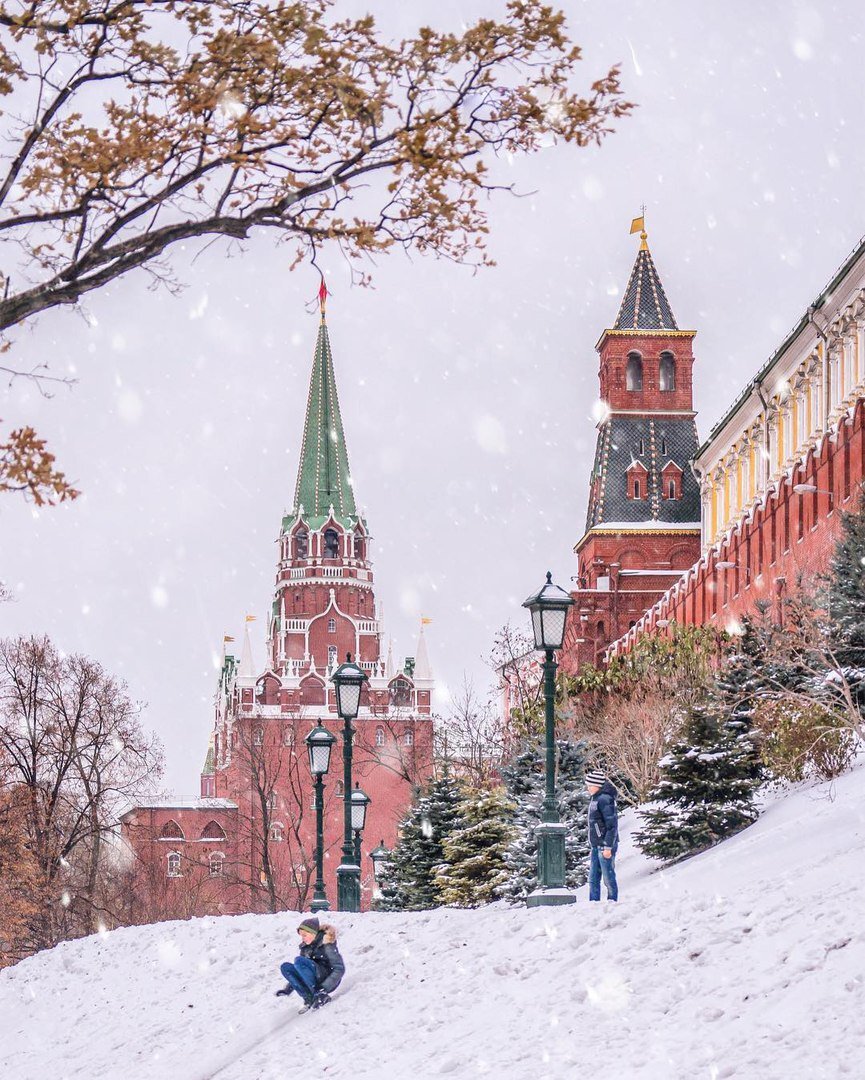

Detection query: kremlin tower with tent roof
xmin=560 ymin=217 xmax=703 ymax=673
xmin=121 ymin=285 xmax=434 ymax=916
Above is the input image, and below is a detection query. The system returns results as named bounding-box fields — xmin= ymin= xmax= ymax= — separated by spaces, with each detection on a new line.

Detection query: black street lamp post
xmin=522 ymin=571 xmax=576 ymax=908
xmin=331 ymin=653 xmax=368 ymax=912
xmin=350 ymin=784 xmax=371 ymax=880
xmin=305 ymin=723 xmax=337 ymax=913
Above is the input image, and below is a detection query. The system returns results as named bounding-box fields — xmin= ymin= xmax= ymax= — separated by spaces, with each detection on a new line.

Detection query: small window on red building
xmin=167 ymin=852 xmax=182 ymax=878
xmin=626 ymin=352 xmax=643 ymax=391
xmin=633 ymin=479 xmax=641 ymax=499
xmin=200 ymin=820 xmax=225 ymax=841
xmin=659 ymin=352 xmax=676 ymax=391
xmin=160 ymin=820 xmax=184 ymax=841
xmin=209 ymin=853 xmax=224 ymax=877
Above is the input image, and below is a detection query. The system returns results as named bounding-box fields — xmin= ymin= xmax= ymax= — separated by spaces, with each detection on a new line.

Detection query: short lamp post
xmin=522 ymin=571 xmax=576 ymax=907
xmin=350 ymin=784 xmax=371 ymax=879
xmin=368 ymin=840 xmax=391 ymax=899
xmin=305 ymin=723 xmax=337 ymax=913
xmin=331 ymin=653 xmax=368 ymax=912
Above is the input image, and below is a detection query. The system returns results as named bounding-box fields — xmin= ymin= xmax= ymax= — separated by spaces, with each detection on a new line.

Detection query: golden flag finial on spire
xmin=630 ymin=206 xmax=648 ymax=250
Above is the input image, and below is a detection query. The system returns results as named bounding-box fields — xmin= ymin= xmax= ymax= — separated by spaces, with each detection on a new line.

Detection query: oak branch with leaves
xmin=0 ymin=0 xmax=632 ymax=500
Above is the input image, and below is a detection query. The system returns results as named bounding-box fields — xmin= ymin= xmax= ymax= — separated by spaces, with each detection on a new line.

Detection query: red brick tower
xmin=123 ymin=290 xmax=434 ymax=917
xmin=561 ymin=222 xmax=702 ymax=671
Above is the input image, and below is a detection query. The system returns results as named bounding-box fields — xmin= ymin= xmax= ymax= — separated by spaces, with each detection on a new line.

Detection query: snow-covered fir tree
xmin=498 ymin=739 xmax=591 ymax=902
xmin=825 ymin=492 xmax=865 ymax=674
xmin=433 ymin=785 xmax=515 ymax=907
xmin=374 ymin=770 xmax=465 ymax=911
xmin=635 ymin=700 xmax=761 ymax=862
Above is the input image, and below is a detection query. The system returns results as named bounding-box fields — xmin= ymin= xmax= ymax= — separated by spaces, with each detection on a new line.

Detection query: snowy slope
xmin=3 ymin=765 xmax=865 ymax=1080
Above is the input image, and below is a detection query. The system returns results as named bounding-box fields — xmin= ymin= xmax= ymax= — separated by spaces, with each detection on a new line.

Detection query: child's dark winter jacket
xmin=588 ymin=781 xmax=619 ymax=848
xmin=299 ymin=924 xmax=345 ymax=993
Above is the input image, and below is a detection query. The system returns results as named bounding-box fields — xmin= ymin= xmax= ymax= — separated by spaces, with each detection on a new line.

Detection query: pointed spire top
xmin=239 ymin=616 xmax=256 ymax=679
xmin=291 ymin=300 xmax=359 ymax=530
xmin=385 ymin=636 xmax=395 ymax=680
xmin=414 ymin=618 xmax=433 ymax=681
xmin=614 ymin=217 xmax=678 ymax=331
xmin=629 ymin=206 xmax=648 ymax=251
xmin=318 ymin=277 xmax=328 ymax=321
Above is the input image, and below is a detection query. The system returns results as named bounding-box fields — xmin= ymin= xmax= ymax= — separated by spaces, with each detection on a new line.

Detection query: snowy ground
xmin=3 ymin=765 xmax=865 ymax=1080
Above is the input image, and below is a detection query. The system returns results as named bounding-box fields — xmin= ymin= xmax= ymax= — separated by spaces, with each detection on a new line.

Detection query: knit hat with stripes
xmin=585 ymin=769 xmax=606 ymax=786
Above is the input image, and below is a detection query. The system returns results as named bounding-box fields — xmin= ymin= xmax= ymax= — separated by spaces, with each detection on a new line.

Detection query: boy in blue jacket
xmin=586 ymin=769 xmax=619 ymax=902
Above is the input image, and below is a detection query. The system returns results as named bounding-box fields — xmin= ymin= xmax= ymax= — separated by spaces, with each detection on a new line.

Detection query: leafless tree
xmin=0 ymin=634 xmax=163 ymax=952
xmin=575 ymin=691 xmax=683 ymax=805
xmin=434 ymin=677 xmax=507 ymax=786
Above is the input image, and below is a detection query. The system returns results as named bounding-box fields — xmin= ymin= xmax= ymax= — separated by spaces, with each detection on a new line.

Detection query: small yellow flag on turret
xmin=223 ymin=635 xmax=235 ymax=643
xmin=421 ymin=616 xmax=433 ymax=625
xmin=245 ymin=614 xmax=257 ymax=622
xmin=630 ymin=215 xmax=645 ymax=235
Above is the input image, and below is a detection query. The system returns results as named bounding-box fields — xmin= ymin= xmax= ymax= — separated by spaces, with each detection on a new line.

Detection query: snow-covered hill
xmin=3 ymin=765 xmax=865 ymax=1080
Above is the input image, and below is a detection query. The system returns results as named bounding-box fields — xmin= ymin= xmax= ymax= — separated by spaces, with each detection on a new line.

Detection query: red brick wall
xmin=615 ymin=397 xmax=865 ymax=650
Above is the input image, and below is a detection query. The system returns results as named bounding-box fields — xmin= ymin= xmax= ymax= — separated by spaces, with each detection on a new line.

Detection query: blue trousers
xmin=280 ymin=956 xmax=317 ymax=1001
xmin=588 ymin=845 xmax=618 ymax=901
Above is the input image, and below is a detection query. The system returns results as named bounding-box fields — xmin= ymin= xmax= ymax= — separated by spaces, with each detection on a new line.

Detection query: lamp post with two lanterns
xmin=522 ymin=571 xmax=576 ymax=908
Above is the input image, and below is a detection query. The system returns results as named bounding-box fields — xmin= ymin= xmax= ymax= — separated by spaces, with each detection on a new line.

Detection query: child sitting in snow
xmin=276 ymin=916 xmax=345 ymax=1011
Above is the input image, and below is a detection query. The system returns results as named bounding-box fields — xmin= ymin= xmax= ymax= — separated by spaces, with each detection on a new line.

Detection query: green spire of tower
xmin=291 ymin=296 xmax=358 ymax=529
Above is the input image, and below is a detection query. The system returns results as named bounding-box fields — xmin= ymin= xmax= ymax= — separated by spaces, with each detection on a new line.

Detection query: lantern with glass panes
xmin=350 ymin=784 xmax=371 ymax=870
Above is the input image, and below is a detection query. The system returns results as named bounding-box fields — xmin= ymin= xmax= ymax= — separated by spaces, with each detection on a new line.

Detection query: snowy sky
xmin=3 ymin=1 xmax=864 ymax=795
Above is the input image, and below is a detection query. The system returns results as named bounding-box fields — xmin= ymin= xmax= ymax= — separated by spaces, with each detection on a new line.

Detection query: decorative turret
xmin=265 ymin=284 xmax=381 ymax=699
xmin=586 ymin=219 xmax=701 ymax=533
xmin=563 ymin=216 xmax=703 ymax=674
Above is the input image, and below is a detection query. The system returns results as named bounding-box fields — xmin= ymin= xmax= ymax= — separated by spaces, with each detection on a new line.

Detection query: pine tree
xmin=634 ymin=700 xmax=761 ymax=862
xmin=498 ymin=739 xmax=591 ymax=903
xmin=433 ymin=785 xmax=515 ymax=907
xmin=825 ymin=494 xmax=865 ymax=672
xmin=373 ymin=771 xmax=465 ymax=911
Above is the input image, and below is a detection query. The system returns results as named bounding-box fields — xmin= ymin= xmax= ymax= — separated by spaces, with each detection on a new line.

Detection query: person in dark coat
xmin=586 ymin=769 xmax=619 ymax=902
xmin=276 ymin=916 xmax=345 ymax=1010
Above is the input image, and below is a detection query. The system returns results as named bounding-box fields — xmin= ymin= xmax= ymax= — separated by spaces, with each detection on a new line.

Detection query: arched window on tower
xmin=626 ymin=352 xmax=643 ymax=391
xmin=659 ymin=351 xmax=676 ymax=391
xmin=294 ymin=530 xmax=308 ymax=560
xmin=323 ymin=528 xmax=339 ymax=559
xmin=389 ymin=677 xmax=412 ymax=708
xmin=353 ymin=532 xmax=365 ymax=560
